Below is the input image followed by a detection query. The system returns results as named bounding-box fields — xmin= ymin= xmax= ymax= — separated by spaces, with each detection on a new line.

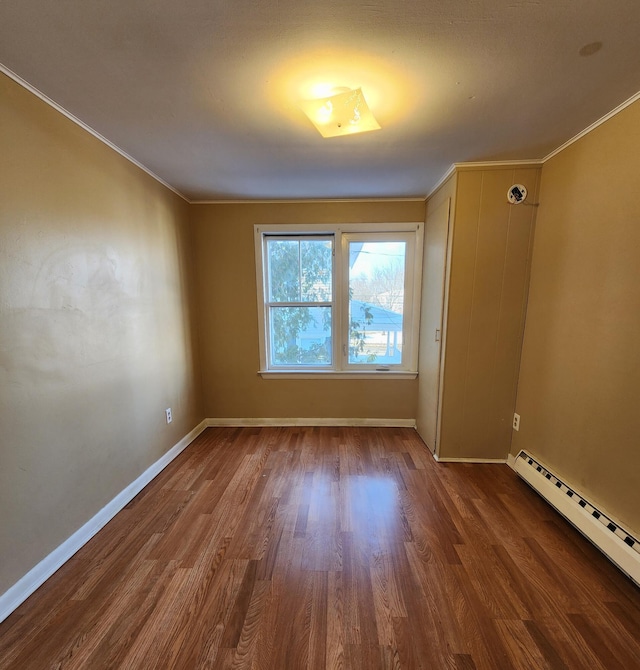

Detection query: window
xmin=255 ymin=223 xmax=423 ymax=377
xmin=265 ymin=236 xmax=334 ymax=367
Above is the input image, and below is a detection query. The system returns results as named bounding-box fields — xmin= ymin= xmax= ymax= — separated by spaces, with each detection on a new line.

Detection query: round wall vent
xmin=507 ymin=184 xmax=528 ymax=204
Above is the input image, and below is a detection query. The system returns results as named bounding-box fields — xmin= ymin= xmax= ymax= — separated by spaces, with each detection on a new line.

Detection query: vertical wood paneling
xmin=417 ymin=177 xmax=455 ymax=453
xmin=463 ymin=169 xmax=515 ymax=455
xmin=438 ymin=165 xmax=541 ymax=459
xmin=491 ymin=167 xmax=541 ymax=455
xmin=438 ymin=170 xmax=483 ymax=456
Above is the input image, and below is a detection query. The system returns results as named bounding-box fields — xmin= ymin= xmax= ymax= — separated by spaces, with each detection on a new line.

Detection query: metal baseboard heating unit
xmin=513 ymin=450 xmax=640 ymax=586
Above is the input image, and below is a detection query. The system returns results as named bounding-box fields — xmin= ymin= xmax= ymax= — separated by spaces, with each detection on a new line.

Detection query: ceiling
xmin=1 ymin=0 xmax=639 ymax=202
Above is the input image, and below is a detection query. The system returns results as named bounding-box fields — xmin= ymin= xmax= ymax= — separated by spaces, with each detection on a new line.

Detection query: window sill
xmin=258 ymin=370 xmax=418 ymax=380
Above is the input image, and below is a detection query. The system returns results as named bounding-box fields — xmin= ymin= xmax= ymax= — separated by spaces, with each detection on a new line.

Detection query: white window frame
xmin=254 ymin=223 xmax=423 ymax=379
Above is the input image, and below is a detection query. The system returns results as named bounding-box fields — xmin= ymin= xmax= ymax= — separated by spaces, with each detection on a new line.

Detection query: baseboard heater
xmin=513 ymin=450 xmax=640 ymax=587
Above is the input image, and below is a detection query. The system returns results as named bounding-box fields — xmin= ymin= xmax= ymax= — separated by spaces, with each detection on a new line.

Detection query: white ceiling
xmin=1 ymin=1 xmax=639 ymax=201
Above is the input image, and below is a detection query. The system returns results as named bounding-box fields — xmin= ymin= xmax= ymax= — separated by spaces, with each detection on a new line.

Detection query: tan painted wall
xmin=513 ymin=100 xmax=640 ymax=534
xmin=438 ymin=165 xmax=541 ymax=460
xmin=191 ymin=200 xmax=424 ymax=419
xmin=0 ymin=73 xmax=202 ymax=594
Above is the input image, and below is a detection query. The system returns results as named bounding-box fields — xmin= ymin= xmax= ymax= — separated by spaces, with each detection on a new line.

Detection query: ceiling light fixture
xmin=299 ymin=87 xmax=381 ymax=138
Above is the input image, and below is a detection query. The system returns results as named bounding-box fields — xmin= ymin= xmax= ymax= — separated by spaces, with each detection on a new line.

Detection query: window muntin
xmin=256 ymin=224 xmax=422 ymax=375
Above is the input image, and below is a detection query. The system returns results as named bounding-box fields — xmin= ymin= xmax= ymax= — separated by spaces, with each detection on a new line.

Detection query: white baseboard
xmin=0 ymin=420 xmax=208 ymax=625
xmin=433 ymin=454 xmax=508 ymax=464
xmin=513 ymin=450 xmax=640 ymax=587
xmin=206 ymin=417 xmax=417 ymax=428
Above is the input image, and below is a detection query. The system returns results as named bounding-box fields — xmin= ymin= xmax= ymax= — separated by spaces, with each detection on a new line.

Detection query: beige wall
xmin=513 ymin=100 xmax=640 ymax=534
xmin=437 ymin=165 xmax=541 ymax=459
xmin=0 ymin=73 xmax=202 ymax=594
xmin=191 ymin=200 xmax=424 ymax=420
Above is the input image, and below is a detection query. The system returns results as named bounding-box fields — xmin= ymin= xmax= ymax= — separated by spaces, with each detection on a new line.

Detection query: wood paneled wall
xmin=435 ymin=165 xmax=541 ymax=460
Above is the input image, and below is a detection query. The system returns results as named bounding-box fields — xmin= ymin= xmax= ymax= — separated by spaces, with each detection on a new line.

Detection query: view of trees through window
xmin=267 ymin=238 xmax=333 ymax=366
xmin=265 ymin=236 xmax=407 ymax=368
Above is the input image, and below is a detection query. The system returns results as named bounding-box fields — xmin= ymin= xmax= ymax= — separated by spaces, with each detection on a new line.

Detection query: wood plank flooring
xmin=1 ymin=426 xmax=639 ymax=669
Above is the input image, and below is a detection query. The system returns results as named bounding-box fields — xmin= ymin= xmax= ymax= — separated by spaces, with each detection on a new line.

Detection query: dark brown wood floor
xmin=1 ymin=427 xmax=639 ymax=669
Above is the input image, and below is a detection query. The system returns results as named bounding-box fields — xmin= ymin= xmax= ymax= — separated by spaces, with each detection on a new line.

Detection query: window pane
xmin=268 ymin=240 xmax=300 ymax=302
xmin=267 ymin=238 xmax=332 ymax=304
xmin=348 ymin=241 xmax=406 ymax=365
xmin=270 ymin=306 xmax=332 ymax=366
xmin=301 ymin=240 xmax=332 ymax=302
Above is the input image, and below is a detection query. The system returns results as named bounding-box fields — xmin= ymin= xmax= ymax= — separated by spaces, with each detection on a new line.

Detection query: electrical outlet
xmin=512 ymin=413 xmax=520 ymax=431
xmin=165 ymin=408 xmax=172 ymax=424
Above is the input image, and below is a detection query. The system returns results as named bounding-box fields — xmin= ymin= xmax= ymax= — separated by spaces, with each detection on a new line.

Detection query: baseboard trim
xmin=513 ymin=450 xmax=640 ymax=587
xmin=205 ymin=417 xmax=417 ymax=428
xmin=433 ymin=454 xmax=508 ymax=464
xmin=0 ymin=419 xmax=208 ymax=625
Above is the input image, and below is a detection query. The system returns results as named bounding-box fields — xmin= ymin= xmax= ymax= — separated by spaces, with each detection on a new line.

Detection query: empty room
xmin=1 ymin=1 xmax=639 ymax=668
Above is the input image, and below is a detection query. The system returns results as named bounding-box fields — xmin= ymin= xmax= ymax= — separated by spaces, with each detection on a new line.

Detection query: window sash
xmin=342 ymin=232 xmax=416 ymax=371
xmin=255 ymin=224 xmax=423 ymax=375
xmin=263 ymin=234 xmax=337 ymax=369
xmin=268 ymin=305 xmax=333 ymax=367
xmin=265 ymin=235 xmax=334 ymax=304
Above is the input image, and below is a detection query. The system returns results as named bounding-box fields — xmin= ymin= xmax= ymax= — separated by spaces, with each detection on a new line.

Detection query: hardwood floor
xmin=1 ymin=426 xmax=639 ymax=669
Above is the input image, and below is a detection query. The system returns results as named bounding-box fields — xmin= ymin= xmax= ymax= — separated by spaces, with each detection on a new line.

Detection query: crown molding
xmin=428 ymin=89 xmax=640 ymax=197
xmin=453 ymin=159 xmax=543 ymax=171
xmin=426 ymin=160 xmax=542 ymax=200
xmin=190 ymin=197 xmax=426 ymax=205
xmin=0 ymin=63 xmax=190 ymax=203
xmin=542 ymin=89 xmax=640 ymax=163
xmin=426 ymin=164 xmax=457 ymax=200
xmin=4 ymin=60 xmax=638 ymax=207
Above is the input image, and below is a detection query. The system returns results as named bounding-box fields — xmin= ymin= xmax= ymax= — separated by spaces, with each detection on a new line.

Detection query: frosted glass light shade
xmin=299 ymin=88 xmax=381 ymax=138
